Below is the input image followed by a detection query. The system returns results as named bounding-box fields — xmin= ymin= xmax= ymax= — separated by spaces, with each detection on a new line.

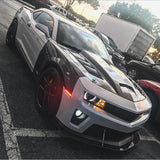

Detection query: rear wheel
xmin=6 ymin=18 xmax=17 ymax=47
xmin=144 ymin=89 xmax=159 ymax=121
xmin=35 ymin=67 xmax=63 ymax=116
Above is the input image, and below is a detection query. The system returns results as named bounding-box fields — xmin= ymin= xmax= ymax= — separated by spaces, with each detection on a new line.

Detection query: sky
xmin=58 ymin=0 xmax=160 ymax=22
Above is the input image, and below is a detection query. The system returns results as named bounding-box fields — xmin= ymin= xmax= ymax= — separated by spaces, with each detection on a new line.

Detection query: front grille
xmin=103 ymin=103 xmax=141 ymax=122
xmin=84 ymin=125 xmax=135 ymax=142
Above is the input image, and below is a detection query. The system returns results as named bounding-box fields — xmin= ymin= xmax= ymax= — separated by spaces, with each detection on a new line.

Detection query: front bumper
xmin=59 ymin=120 xmax=140 ymax=151
xmin=56 ymin=77 xmax=150 ymax=150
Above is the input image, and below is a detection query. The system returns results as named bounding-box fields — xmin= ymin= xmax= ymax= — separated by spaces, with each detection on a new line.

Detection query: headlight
xmin=84 ymin=92 xmax=106 ymax=109
xmin=84 ymin=92 xmax=97 ymax=103
xmin=94 ymin=99 xmax=106 ymax=109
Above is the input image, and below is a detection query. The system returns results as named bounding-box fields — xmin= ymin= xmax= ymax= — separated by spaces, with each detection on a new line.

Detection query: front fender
xmin=34 ymin=41 xmax=81 ymax=93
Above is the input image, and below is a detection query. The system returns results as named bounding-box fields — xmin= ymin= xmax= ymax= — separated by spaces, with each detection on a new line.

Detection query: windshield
xmin=101 ymin=33 xmax=110 ymax=45
xmin=57 ymin=21 xmax=112 ymax=62
xmin=143 ymin=56 xmax=155 ymax=64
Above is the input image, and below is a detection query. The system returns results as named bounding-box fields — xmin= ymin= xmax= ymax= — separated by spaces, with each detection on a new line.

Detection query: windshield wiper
xmin=61 ymin=43 xmax=82 ymax=52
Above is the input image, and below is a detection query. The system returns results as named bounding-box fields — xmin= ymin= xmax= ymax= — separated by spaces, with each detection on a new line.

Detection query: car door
xmin=24 ymin=11 xmax=54 ymax=70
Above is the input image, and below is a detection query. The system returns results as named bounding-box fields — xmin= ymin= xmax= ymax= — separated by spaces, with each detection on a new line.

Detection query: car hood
xmin=63 ymin=47 xmax=145 ymax=102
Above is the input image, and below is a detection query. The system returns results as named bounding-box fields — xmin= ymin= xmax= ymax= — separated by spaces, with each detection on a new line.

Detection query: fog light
xmin=75 ymin=110 xmax=82 ymax=117
xmin=71 ymin=109 xmax=88 ymax=125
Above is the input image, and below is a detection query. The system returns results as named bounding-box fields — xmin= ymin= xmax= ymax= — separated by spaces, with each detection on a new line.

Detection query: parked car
xmin=107 ymin=36 xmax=119 ymax=51
xmin=143 ymin=55 xmax=155 ymax=64
xmin=139 ymin=80 xmax=160 ymax=122
xmin=95 ymin=14 xmax=155 ymax=62
xmin=126 ymin=60 xmax=160 ymax=82
xmin=6 ymin=7 xmax=151 ymax=151
xmin=50 ymin=5 xmax=67 ymax=17
xmin=22 ymin=0 xmax=52 ymax=9
xmin=92 ymin=29 xmax=125 ymax=68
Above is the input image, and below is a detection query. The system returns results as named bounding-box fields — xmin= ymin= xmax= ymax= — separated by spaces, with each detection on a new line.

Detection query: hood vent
xmin=73 ymin=53 xmax=102 ymax=79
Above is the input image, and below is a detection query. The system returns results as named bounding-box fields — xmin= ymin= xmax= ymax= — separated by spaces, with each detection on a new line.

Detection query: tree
xmin=65 ymin=0 xmax=99 ymax=11
xmin=154 ymin=37 xmax=160 ymax=52
xmin=68 ymin=8 xmax=96 ymax=27
xmin=108 ymin=2 xmax=159 ymax=32
xmin=108 ymin=2 xmax=160 ymax=59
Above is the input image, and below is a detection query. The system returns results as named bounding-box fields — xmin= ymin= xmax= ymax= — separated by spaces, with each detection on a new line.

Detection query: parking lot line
xmin=0 ymin=78 xmax=21 ymax=159
xmin=0 ymin=74 xmax=160 ymax=159
xmin=3 ymin=0 xmax=34 ymax=10
xmin=141 ymin=127 xmax=160 ymax=145
xmin=12 ymin=128 xmax=68 ymax=138
xmin=0 ymin=77 xmax=69 ymax=159
xmin=3 ymin=0 xmax=21 ymax=10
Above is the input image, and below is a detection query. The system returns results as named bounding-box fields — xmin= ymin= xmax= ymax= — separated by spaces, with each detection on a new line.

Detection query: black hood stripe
xmin=80 ymin=51 xmax=118 ymax=93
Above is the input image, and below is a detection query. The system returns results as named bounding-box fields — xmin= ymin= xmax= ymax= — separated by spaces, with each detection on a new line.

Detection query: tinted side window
xmin=33 ymin=11 xmax=42 ymax=20
xmin=35 ymin=12 xmax=54 ymax=36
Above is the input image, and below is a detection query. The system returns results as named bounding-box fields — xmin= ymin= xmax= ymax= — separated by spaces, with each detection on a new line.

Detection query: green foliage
xmin=69 ymin=8 xmax=96 ymax=27
xmin=108 ymin=2 xmax=159 ymax=32
xmin=154 ymin=36 xmax=160 ymax=52
xmin=65 ymin=0 xmax=99 ymax=10
xmin=108 ymin=2 xmax=160 ymax=54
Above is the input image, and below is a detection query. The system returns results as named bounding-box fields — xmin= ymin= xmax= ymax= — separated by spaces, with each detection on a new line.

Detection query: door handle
xmin=27 ymin=21 xmax=31 ymax=27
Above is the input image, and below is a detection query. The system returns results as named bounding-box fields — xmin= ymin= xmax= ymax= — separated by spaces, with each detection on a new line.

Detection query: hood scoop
xmin=80 ymin=50 xmax=145 ymax=102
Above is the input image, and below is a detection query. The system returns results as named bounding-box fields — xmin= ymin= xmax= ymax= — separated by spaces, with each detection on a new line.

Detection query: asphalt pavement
xmin=0 ymin=0 xmax=160 ymax=159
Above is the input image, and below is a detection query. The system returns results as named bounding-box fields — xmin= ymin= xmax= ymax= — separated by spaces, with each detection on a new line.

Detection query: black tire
xmin=35 ymin=67 xmax=63 ymax=116
xmin=6 ymin=18 xmax=18 ymax=47
xmin=144 ymin=89 xmax=159 ymax=121
xmin=127 ymin=68 xmax=138 ymax=80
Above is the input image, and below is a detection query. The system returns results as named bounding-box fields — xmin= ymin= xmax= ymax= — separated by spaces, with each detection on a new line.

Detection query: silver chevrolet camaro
xmin=6 ymin=7 xmax=152 ymax=151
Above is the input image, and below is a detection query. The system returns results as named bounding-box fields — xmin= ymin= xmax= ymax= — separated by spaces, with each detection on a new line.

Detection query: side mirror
xmin=35 ymin=23 xmax=50 ymax=38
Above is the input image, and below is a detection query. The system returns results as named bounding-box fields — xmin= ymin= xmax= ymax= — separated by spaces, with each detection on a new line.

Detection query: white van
xmin=50 ymin=5 xmax=67 ymax=17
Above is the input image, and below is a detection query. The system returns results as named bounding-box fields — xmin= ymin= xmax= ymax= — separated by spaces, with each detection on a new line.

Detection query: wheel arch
xmin=142 ymin=87 xmax=159 ymax=119
xmin=142 ymin=87 xmax=159 ymax=105
xmin=40 ymin=61 xmax=65 ymax=85
xmin=34 ymin=41 xmax=80 ymax=93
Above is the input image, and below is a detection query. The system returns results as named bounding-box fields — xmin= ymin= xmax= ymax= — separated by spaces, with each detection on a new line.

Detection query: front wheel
xmin=6 ymin=18 xmax=18 ymax=47
xmin=127 ymin=68 xmax=138 ymax=80
xmin=35 ymin=67 xmax=63 ymax=116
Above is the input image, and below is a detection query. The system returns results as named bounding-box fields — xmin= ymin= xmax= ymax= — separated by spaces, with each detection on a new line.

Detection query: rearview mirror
xmin=35 ymin=23 xmax=50 ymax=38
